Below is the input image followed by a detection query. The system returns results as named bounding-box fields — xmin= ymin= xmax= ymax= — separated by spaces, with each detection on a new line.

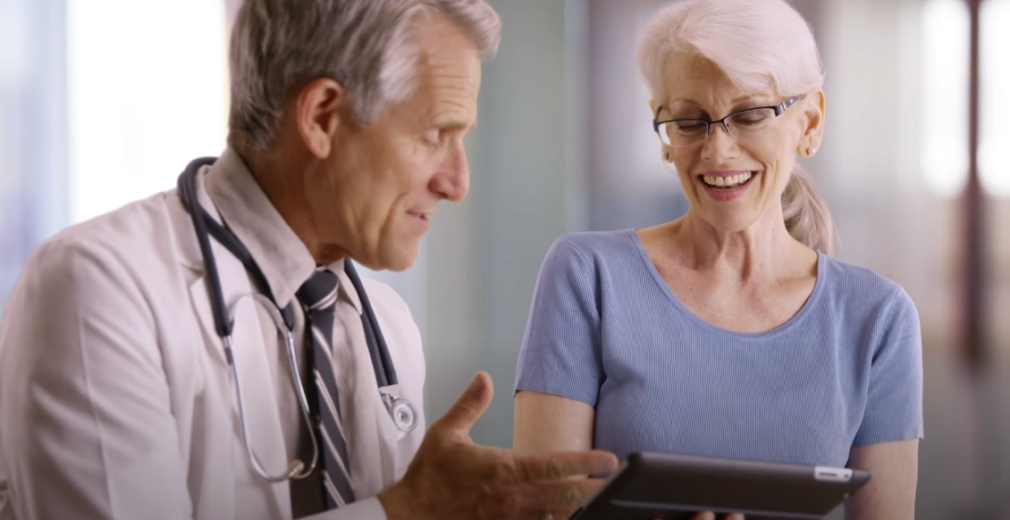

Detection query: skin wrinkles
xmin=663 ymin=95 xmax=778 ymax=119
xmin=250 ymin=12 xmax=481 ymax=271
xmin=658 ymin=56 xmax=802 ymax=241
xmin=641 ymin=51 xmax=825 ymax=333
xmin=518 ymin=44 xmax=917 ymax=520
xmin=217 ymin=11 xmax=633 ymax=520
xmin=423 ymin=63 xmax=479 ymax=133
xmin=325 ymin=17 xmax=479 ymax=270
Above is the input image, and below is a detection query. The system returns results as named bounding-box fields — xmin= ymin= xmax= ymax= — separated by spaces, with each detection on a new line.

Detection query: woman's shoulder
xmin=819 ymin=255 xmax=917 ymax=320
xmin=538 ymin=229 xmax=648 ymax=283
xmin=551 ymin=229 xmax=639 ymax=260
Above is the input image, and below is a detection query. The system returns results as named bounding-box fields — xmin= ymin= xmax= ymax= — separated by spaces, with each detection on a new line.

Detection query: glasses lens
xmin=726 ymin=108 xmax=778 ymax=137
xmin=657 ymin=120 xmax=708 ymax=147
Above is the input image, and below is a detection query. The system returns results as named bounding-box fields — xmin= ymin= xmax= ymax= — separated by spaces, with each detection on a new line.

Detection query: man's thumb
xmin=432 ymin=372 xmax=494 ymax=436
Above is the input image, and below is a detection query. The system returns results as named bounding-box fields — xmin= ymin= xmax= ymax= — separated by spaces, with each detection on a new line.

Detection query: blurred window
xmin=0 ymin=0 xmax=68 ymax=314
xmin=67 ymin=0 xmax=229 ymax=223
xmin=920 ymin=0 xmax=970 ymax=198
xmin=980 ymin=0 xmax=1010 ymax=197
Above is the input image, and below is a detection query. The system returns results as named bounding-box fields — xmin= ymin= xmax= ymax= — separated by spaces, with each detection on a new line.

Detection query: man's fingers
xmin=429 ymin=372 xmax=493 ymax=436
xmin=515 ymin=478 xmax=606 ymax=512
xmin=515 ymin=450 xmax=618 ymax=481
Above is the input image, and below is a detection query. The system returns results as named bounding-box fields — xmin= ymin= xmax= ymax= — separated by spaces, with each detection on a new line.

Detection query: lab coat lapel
xmin=333 ymin=272 xmax=400 ymax=498
xmin=187 ymin=252 xmax=290 ymax=518
xmin=182 ymin=172 xmax=291 ymax=519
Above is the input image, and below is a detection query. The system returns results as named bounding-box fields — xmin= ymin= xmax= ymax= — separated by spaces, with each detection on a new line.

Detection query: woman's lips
xmin=697 ymin=171 xmax=758 ymax=202
xmin=701 ymin=171 xmax=753 ymax=188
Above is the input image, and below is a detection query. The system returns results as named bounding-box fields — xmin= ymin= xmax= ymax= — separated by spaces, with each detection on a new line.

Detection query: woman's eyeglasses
xmin=653 ymin=95 xmax=802 ymax=148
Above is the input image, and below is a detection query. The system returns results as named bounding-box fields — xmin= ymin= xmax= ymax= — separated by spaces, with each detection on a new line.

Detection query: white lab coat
xmin=0 ymin=169 xmax=425 ymax=519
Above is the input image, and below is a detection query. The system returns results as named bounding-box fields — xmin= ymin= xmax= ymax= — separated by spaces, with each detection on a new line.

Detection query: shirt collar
xmin=332 ymin=263 xmax=364 ymax=315
xmin=204 ymin=149 xmax=363 ymax=315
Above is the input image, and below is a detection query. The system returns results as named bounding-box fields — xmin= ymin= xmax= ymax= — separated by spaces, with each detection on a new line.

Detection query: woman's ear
xmin=662 ymin=144 xmax=674 ymax=163
xmin=296 ymin=78 xmax=347 ymax=159
xmin=798 ymin=90 xmax=826 ymax=158
xmin=650 ymin=99 xmax=674 ymax=162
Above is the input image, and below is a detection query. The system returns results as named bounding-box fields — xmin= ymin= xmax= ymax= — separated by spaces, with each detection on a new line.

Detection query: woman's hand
xmin=686 ymin=513 xmax=744 ymax=520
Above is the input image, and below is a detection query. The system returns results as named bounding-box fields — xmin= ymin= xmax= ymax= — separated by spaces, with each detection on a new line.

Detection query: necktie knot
xmin=296 ymin=269 xmax=339 ymax=312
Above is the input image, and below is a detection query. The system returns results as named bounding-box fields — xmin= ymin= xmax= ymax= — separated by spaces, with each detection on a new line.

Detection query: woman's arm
xmin=513 ymin=238 xmax=602 ymax=456
xmin=845 ymin=439 xmax=919 ymax=520
xmin=514 ymin=391 xmax=739 ymax=520
xmin=513 ymin=390 xmax=595 ymax=455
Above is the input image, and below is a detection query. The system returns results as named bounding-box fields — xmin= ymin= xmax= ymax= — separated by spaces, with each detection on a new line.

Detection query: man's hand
xmin=378 ymin=372 xmax=618 ymax=520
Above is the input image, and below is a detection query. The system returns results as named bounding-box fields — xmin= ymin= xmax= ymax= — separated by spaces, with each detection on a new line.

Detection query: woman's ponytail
xmin=782 ymin=166 xmax=837 ymax=255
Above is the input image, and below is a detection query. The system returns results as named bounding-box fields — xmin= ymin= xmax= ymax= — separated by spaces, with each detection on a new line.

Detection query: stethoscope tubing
xmin=177 ymin=157 xmax=412 ymax=483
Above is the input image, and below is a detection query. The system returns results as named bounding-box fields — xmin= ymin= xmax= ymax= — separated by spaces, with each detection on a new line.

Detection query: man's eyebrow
xmin=432 ymin=118 xmax=476 ymax=133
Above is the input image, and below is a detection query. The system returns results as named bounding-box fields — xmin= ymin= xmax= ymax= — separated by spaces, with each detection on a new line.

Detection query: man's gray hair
xmin=227 ymin=0 xmax=501 ymax=155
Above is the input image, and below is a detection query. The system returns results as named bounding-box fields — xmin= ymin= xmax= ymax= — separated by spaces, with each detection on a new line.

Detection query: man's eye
xmin=422 ymin=130 xmax=440 ymax=146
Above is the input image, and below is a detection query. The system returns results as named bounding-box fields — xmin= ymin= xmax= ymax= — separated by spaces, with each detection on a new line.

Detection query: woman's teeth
xmin=702 ymin=172 xmax=753 ymax=189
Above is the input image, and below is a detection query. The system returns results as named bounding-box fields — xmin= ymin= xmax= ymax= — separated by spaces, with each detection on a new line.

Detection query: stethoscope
xmin=178 ymin=157 xmax=418 ymax=483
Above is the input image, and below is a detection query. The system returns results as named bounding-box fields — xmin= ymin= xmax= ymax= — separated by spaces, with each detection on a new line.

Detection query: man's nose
xmin=430 ymin=140 xmax=470 ymax=202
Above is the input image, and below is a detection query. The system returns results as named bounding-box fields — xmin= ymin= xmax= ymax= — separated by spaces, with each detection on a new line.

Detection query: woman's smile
xmin=696 ymin=169 xmax=759 ymax=202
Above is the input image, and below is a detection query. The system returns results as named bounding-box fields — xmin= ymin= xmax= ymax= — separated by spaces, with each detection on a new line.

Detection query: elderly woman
xmin=512 ymin=0 xmax=923 ymax=519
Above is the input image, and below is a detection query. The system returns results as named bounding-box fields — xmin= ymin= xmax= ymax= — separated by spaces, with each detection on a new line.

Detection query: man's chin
xmin=382 ymin=256 xmax=417 ymax=272
xmin=358 ymin=245 xmax=419 ymax=273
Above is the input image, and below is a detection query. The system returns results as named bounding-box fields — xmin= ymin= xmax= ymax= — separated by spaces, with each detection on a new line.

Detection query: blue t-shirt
xmin=514 ymin=230 xmax=923 ymax=467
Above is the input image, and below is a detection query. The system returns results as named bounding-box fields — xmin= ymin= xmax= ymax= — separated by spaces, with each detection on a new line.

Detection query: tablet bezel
xmin=568 ymin=452 xmax=871 ymax=520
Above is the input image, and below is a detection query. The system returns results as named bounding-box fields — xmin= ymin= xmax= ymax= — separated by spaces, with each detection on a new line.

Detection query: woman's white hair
xmin=228 ymin=0 xmax=501 ymax=156
xmin=636 ymin=0 xmax=837 ymax=255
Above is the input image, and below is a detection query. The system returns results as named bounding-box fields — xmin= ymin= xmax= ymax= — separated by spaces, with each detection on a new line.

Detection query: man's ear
xmin=296 ymin=78 xmax=347 ymax=159
xmin=798 ymin=90 xmax=826 ymax=157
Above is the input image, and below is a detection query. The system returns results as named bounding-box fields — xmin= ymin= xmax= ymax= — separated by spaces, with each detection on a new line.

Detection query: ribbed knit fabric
xmin=515 ymin=229 xmax=923 ymax=467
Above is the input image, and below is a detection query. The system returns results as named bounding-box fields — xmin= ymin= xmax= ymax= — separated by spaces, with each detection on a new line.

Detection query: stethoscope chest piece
xmin=392 ymin=398 xmax=418 ymax=432
xmin=382 ymin=392 xmax=418 ymax=434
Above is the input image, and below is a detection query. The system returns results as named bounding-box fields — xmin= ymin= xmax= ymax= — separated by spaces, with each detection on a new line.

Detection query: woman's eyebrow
xmin=662 ymin=102 xmax=707 ymax=118
xmin=667 ymin=95 xmax=766 ymax=113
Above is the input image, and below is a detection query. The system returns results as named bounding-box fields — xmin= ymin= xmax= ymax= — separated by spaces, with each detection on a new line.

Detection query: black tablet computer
xmin=568 ymin=452 xmax=871 ymax=520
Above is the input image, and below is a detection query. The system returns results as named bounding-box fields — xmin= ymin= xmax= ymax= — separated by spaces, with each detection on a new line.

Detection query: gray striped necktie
xmin=296 ymin=268 xmax=356 ymax=509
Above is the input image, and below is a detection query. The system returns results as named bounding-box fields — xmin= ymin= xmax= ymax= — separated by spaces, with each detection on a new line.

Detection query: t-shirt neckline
xmin=627 ymin=228 xmax=827 ymax=339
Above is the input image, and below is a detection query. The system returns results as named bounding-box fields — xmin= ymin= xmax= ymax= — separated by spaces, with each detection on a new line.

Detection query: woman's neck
xmin=668 ymin=207 xmax=813 ymax=282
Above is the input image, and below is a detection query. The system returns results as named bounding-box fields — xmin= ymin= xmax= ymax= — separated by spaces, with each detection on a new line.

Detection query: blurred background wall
xmin=1 ymin=0 xmax=1007 ymax=517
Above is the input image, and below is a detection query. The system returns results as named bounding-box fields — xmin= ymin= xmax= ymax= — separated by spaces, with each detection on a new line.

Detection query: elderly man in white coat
xmin=0 ymin=1 xmax=617 ymax=519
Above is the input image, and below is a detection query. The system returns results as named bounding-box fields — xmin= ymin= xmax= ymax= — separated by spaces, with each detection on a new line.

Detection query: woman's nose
xmin=701 ymin=123 xmax=739 ymax=163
